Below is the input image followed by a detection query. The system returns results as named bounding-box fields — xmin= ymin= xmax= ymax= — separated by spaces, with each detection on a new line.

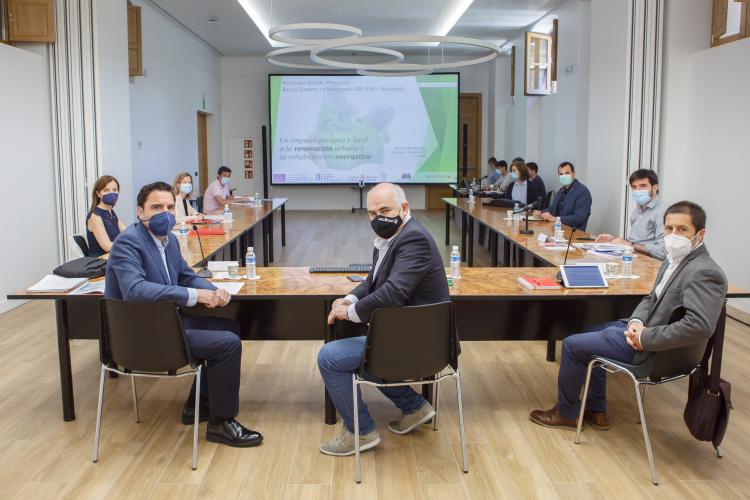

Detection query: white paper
xmin=203 ymin=215 xmax=225 ymax=222
xmin=212 ymin=282 xmax=244 ymax=295
xmin=28 ymin=275 xmax=87 ymax=292
xmin=71 ymin=280 xmax=106 ymax=295
xmin=207 ymin=261 xmax=239 ymax=272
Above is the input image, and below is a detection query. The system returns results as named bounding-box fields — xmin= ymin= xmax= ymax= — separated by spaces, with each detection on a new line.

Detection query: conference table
xmin=8 ymin=198 xmax=750 ymax=425
xmin=442 ymin=196 xmax=748 ymax=361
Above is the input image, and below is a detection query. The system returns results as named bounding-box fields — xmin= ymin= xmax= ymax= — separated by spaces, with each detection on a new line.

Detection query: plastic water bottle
xmin=245 ymin=246 xmax=256 ymax=279
xmin=554 ymin=217 xmax=563 ymax=240
xmin=450 ymin=245 xmax=461 ymax=278
xmin=513 ymin=203 xmax=521 ymax=221
xmin=178 ymin=221 xmax=188 ymax=246
xmin=621 ymin=247 xmax=634 ymax=278
xmin=468 ymin=190 xmax=475 ymax=205
xmin=223 ymin=204 xmax=232 ymax=222
xmin=254 ymin=193 xmax=261 ymax=207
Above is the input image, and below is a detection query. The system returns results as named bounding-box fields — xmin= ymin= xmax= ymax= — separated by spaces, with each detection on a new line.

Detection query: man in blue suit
xmin=105 ymin=181 xmax=262 ymax=448
xmin=534 ymin=161 xmax=592 ymax=230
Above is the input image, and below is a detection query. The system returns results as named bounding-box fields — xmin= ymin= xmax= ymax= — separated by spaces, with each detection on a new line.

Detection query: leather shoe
xmin=181 ymin=405 xmax=210 ymax=425
xmin=583 ymin=410 xmax=610 ymax=430
xmin=206 ymin=419 xmax=263 ymax=448
xmin=529 ymin=407 xmax=578 ymax=429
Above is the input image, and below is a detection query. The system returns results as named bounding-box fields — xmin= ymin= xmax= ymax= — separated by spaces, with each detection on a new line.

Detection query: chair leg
xmin=455 ymin=370 xmax=468 ymax=473
xmin=715 ymin=446 xmax=723 ymax=458
xmin=192 ymin=365 xmax=201 ymax=471
xmin=575 ymin=359 xmax=597 ymax=444
xmin=352 ymin=374 xmax=362 ymax=483
xmin=92 ymin=365 xmax=106 ymax=463
xmin=637 ymin=385 xmax=647 ymax=424
xmin=130 ymin=376 xmax=140 ymax=423
xmin=633 ymin=379 xmax=658 ymax=485
xmin=432 ymin=380 xmax=440 ymax=431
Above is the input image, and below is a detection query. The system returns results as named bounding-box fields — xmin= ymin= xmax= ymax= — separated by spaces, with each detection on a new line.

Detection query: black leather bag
xmin=53 ymin=256 xmax=107 ymax=279
xmin=684 ymin=306 xmax=732 ymax=448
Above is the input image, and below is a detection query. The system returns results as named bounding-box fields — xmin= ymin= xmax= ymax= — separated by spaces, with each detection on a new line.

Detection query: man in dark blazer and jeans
xmin=318 ymin=183 xmax=450 ymax=456
xmin=529 ymin=201 xmax=727 ymax=430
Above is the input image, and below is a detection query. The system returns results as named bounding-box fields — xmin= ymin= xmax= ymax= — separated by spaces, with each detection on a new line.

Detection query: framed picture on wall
xmin=244 ymin=139 xmax=253 ymax=148
xmin=245 ymin=160 xmax=253 ymax=169
xmin=245 ymin=170 xmax=253 ymax=179
xmin=244 ymin=149 xmax=253 ymax=158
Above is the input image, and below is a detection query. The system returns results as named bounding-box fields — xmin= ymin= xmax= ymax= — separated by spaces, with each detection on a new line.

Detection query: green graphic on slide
xmin=270 ymin=77 xmax=282 ymax=147
xmin=414 ymin=74 xmax=458 ymax=177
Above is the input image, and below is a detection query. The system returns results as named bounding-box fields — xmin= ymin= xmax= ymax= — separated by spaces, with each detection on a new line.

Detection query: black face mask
xmin=371 ymin=213 xmax=403 ymax=239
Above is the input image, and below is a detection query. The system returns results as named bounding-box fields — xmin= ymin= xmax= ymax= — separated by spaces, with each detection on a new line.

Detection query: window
xmin=711 ymin=0 xmax=749 ymax=47
xmin=524 ymin=31 xmax=553 ymax=95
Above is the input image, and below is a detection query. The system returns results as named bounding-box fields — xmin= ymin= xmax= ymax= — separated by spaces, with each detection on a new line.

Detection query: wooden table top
xmin=181 ymin=198 xmax=286 ymax=266
xmin=11 ymin=267 xmax=749 ymax=301
xmin=444 ymin=197 xmax=661 ymax=281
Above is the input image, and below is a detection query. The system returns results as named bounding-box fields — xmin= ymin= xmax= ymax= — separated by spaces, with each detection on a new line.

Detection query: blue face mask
xmin=144 ymin=210 xmax=176 ymax=237
xmin=220 ymin=177 xmax=231 ymax=186
xmin=559 ymin=174 xmax=573 ymax=187
xmin=511 ymin=171 xmax=519 ymax=181
xmin=101 ymin=192 xmax=118 ymax=206
xmin=180 ymin=183 xmax=193 ymax=195
xmin=631 ymin=189 xmax=651 ymax=205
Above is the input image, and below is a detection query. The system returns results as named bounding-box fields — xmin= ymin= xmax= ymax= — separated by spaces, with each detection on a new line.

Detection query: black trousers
xmin=181 ymin=315 xmax=242 ymax=420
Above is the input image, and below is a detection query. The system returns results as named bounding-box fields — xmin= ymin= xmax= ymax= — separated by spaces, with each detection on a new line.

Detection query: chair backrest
xmin=196 ymin=196 xmax=204 ymax=213
xmin=71 ymin=234 xmax=89 ymax=258
xmin=99 ymin=298 xmax=194 ymax=372
xmin=360 ymin=302 xmax=458 ymax=381
xmin=543 ymin=190 xmax=554 ymax=209
xmin=646 ymin=304 xmax=724 ymax=380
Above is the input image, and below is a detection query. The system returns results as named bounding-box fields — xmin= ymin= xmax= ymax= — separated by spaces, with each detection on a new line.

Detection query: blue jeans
xmin=318 ymin=336 xmax=428 ymax=435
xmin=556 ymin=320 xmax=637 ymax=419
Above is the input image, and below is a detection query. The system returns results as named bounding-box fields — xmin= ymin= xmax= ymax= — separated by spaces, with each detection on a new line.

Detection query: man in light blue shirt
xmin=596 ymin=169 xmax=666 ymax=260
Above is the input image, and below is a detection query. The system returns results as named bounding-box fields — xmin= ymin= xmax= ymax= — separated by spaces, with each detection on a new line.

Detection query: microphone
xmin=192 ymin=224 xmax=212 ymax=278
xmin=556 ymin=227 xmax=578 ymax=283
xmin=519 ymin=200 xmax=540 ymax=235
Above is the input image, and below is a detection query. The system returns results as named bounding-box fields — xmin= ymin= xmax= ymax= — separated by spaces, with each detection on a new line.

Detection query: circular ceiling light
xmin=266 ymin=45 xmax=405 ymax=70
xmin=357 ymin=67 xmax=433 ymax=77
xmin=269 ymin=23 xmax=362 ymax=45
xmin=310 ymin=34 xmax=502 ymax=72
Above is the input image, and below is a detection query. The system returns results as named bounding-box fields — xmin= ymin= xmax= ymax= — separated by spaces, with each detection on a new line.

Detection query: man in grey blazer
xmin=530 ymin=201 xmax=727 ymax=430
xmin=317 ymin=183 xmax=450 ymax=456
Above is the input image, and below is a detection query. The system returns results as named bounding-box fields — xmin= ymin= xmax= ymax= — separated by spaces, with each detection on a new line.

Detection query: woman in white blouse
xmin=173 ymin=172 xmax=203 ymax=222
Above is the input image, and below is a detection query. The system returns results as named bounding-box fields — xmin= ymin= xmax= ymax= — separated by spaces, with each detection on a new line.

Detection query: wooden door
xmin=426 ymin=93 xmax=482 ymax=209
xmin=7 ymin=0 xmax=55 ymax=42
xmin=197 ymin=112 xmax=208 ymax=194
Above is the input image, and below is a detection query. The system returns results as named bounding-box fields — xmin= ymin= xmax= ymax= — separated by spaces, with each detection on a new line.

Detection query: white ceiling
xmin=150 ymin=0 xmax=560 ymax=56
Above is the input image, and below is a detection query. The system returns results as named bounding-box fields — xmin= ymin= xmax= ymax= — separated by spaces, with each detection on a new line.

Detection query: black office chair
xmin=93 ymin=298 xmax=204 ymax=470
xmin=352 ymin=302 xmax=467 ymax=483
xmin=574 ymin=304 xmax=726 ymax=485
xmin=71 ymin=234 xmax=89 ymax=257
xmin=196 ymin=195 xmax=204 ymax=213
xmin=543 ymin=190 xmax=554 ymax=210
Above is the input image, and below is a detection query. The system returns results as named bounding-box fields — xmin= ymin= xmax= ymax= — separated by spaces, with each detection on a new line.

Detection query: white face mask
xmin=664 ymin=233 xmax=698 ymax=260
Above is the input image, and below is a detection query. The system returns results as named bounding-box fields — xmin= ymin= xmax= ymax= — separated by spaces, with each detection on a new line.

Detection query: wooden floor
xmin=1 ymin=210 xmax=748 ymax=499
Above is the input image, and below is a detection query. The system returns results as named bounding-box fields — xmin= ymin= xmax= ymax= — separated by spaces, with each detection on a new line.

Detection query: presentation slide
xmin=269 ymin=74 xmax=458 ymax=185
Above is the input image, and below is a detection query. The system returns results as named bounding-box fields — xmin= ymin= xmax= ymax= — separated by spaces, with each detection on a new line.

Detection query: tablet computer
xmin=559 ymin=265 xmax=609 ymax=288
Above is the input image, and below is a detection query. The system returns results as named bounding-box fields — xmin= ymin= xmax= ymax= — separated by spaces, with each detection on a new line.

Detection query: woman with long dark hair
xmin=86 ymin=175 xmax=125 ymax=257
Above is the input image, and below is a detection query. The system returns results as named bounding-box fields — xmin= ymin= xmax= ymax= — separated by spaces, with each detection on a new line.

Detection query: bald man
xmin=318 ymin=183 xmax=451 ymax=456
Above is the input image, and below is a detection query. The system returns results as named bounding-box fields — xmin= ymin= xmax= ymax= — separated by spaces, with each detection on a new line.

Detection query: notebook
xmin=28 ymin=275 xmax=87 ymax=292
xmin=517 ymin=276 xmax=561 ymax=290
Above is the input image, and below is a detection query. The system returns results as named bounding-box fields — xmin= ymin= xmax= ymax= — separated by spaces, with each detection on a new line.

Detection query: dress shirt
xmin=345 ymin=215 xmax=413 ymax=323
xmin=627 ymin=196 xmax=666 ymax=260
xmin=511 ymin=180 xmax=528 ymax=205
xmin=150 ymin=231 xmax=197 ymax=306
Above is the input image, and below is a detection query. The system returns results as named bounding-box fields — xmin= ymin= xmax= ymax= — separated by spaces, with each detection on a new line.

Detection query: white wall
xmin=220 ymin=56 xmax=490 ymax=210
xmin=95 ymin=0 xmax=135 ymax=224
xmin=0 ymin=44 xmax=57 ymax=314
xmin=495 ymin=0 xmax=592 ymax=201
xmin=582 ymin=0 xmax=630 ymax=235
xmin=663 ymin=37 xmax=750 ymax=313
xmin=128 ymin=0 xmax=222 ymax=198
